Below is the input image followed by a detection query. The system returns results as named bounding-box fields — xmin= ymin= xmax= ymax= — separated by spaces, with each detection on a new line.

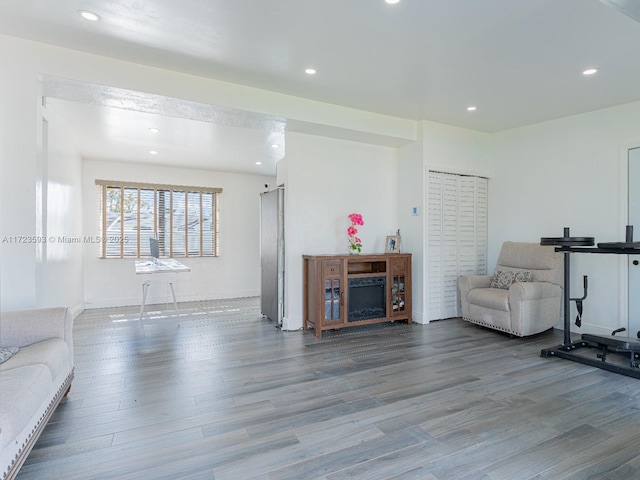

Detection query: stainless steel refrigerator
xmin=260 ymin=187 xmax=284 ymax=325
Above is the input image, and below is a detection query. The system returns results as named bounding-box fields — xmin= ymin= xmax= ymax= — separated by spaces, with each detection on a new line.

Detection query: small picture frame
xmin=385 ymin=235 xmax=401 ymax=253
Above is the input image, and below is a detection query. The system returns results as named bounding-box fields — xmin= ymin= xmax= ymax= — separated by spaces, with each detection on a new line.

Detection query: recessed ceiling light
xmin=148 ymin=127 xmax=160 ymax=133
xmin=305 ymin=68 xmax=317 ymax=75
xmin=386 ymin=0 xmax=401 ymax=4
xmin=149 ymin=150 xmax=158 ymax=155
xmin=271 ymin=144 xmax=279 ymax=148
xmin=582 ymin=68 xmax=598 ymax=75
xmin=256 ymin=161 xmax=262 ymax=165
xmin=78 ymin=10 xmax=101 ymax=22
xmin=467 ymin=106 xmax=477 ymax=111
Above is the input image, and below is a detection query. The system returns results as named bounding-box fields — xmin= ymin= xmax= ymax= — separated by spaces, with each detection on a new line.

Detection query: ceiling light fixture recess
xmin=256 ymin=161 xmax=262 ymax=165
xmin=386 ymin=0 xmax=401 ymax=4
xmin=582 ymin=68 xmax=598 ymax=75
xmin=148 ymin=127 xmax=160 ymax=133
xmin=149 ymin=150 xmax=158 ymax=155
xmin=78 ymin=10 xmax=101 ymax=22
xmin=467 ymin=106 xmax=477 ymax=111
xmin=305 ymin=68 xmax=317 ymax=75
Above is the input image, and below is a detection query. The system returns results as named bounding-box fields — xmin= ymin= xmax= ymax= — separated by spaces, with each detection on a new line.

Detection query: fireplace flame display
xmin=348 ymin=276 xmax=386 ymax=322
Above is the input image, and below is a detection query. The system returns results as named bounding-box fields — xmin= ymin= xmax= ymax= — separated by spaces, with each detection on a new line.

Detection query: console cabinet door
xmin=390 ymin=256 xmax=409 ymax=317
xmin=322 ymin=260 xmax=344 ymax=324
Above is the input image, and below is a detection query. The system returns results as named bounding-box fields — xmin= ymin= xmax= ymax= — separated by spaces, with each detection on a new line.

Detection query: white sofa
xmin=0 ymin=307 xmax=74 ymax=480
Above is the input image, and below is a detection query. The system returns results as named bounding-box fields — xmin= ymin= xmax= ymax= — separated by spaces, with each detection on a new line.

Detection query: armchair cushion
xmin=468 ymin=288 xmax=509 ymax=311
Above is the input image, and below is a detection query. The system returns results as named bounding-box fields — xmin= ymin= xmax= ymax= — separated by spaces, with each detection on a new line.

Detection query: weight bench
xmin=582 ymin=333 xmax=640 ymax=369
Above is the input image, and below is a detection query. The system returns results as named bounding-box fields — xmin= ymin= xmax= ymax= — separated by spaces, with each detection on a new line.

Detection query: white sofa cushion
xmin=0 ymin=365 xmax=53 ymax=453
xmin=0 ymin=338 xmax=70 ymax=380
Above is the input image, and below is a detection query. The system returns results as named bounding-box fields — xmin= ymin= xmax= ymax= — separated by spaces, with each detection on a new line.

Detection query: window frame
xmin=96 ymin=180 xmax=222 ymax=259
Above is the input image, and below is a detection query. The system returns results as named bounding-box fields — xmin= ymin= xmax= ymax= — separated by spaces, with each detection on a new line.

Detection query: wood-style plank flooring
xmin=17 ymin=297 xmax=640 ymax=479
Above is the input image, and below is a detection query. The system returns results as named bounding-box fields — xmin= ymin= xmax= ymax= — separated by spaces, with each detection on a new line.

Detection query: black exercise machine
xmin=540 ymin=226 xmax=640 ymax=378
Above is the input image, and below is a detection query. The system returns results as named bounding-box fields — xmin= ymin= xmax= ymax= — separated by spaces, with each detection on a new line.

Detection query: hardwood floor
xmin=17 ymin=297 xmax=640 ymax=479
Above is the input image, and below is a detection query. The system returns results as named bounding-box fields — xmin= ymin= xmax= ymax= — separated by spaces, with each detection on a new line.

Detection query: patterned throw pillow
xmin=490 ymin=269 xmax=533 ymax=289
xmin=0 ymin=347 xmax=19 ymax=364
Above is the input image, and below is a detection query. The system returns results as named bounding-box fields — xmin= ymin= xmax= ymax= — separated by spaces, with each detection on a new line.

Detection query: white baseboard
xmin=85 ymin=290 xmax=260 ymax=310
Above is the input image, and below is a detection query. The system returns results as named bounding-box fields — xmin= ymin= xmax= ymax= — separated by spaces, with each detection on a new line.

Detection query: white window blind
xmin=428 ymin=171 xmax=487 ymax=320
xmin=96 ymin=180 xmax=221 ymax=259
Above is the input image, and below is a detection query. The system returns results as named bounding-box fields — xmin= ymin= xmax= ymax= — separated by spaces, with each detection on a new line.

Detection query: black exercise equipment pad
xmin=597 ymin=242 xmax=640 ymax=249
xmin=582 ymin=333 xmax=640 ymax=352
xmin=540 ymin=236 xmax=595 ymax=246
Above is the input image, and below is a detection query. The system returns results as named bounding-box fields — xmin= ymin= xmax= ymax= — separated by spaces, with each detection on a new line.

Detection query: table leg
xmin=139 ymin=280 xmax=150 ymax=322
xmin=169 ymin=281 xmax=180 ymax=326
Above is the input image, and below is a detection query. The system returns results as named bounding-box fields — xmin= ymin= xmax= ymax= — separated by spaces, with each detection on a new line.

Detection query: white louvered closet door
xmin=428 ymin=172 xmax=487 ymax=321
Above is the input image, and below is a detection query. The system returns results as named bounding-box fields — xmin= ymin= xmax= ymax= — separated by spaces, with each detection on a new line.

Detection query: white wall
xmin=489 ymin=101 xmax=640 ymax=334
xmin=0 ymin=36 xmax=41 ymax=308
xmin=397 ymin=128 xmax=425 ymax=322
xmin=83 ymin=160 xmax=274 ymax=308
xmin=422 ymin=120 xmax=491 ymax=177
xmin=281 ymin=132 xmax=398 ymax=331
xmin=42 ymin=107 xmax=84 ymax=315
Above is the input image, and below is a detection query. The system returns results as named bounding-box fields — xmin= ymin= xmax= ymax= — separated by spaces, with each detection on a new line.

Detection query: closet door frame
xmin=427 ymin=171 xmax=488 ymax=321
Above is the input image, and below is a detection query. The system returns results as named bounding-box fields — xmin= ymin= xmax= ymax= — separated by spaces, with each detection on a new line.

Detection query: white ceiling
xmin=46 ymin=99 xmax=285 ymax=173
xmin=2 ymin=0 xmax=640 ymax=174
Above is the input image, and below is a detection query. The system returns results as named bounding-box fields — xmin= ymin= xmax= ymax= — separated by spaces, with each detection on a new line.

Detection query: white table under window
xmin=135 ymin=259 xmax=191 ymax=323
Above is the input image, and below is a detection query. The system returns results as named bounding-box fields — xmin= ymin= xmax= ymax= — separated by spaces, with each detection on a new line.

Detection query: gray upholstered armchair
xmin=457 ymin=241 xmax=563 ymax=337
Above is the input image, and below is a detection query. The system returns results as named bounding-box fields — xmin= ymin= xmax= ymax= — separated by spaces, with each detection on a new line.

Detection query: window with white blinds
xmin=428 ymin=171 xmax=487 ymax=320
xmin=95 ymin=180 xmax=221 ymax=259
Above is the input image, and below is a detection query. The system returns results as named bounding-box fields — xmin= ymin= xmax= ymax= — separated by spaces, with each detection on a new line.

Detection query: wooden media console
xmin=303 ymin=253 xmax=412 ymax=337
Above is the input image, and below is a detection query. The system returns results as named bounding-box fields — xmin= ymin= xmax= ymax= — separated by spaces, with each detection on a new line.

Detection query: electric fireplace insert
xmin=347 ymin=276 xmax=386 ymax=322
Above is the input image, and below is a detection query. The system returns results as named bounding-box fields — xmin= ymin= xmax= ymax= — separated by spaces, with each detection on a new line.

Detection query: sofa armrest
xmin=0 ymin=307 xmax=72 ymax=349
xmin=508 ymin=282 xmax=562 ymax=302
